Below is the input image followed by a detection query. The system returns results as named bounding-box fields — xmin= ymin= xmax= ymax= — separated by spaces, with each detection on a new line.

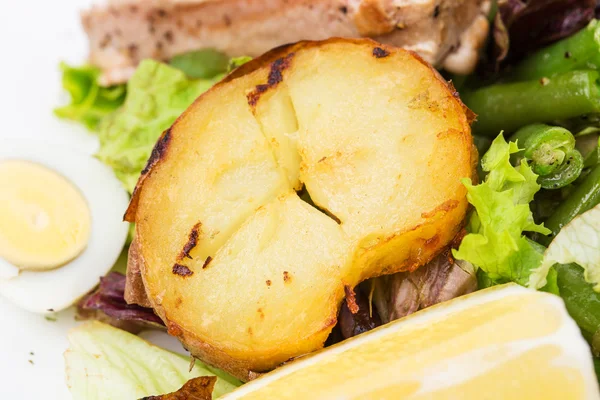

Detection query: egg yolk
xmin=0 ymin=160 xmax=91 ymax=271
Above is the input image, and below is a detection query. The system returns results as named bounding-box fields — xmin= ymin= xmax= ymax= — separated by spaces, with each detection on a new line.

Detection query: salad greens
xmin=531 ymin=204 xmax=600 ymax=290
xmin=453 ymin=134 xmax=550 ymax=286
xmin=455 ymin=134 xmax=599 ymax=293
xmin=228 ymin=56 xmax=253 ymax=70
xmin=457 ymin=19 xmax=600 ymax=380
xmin=56 ymin=51 xmax=249 ymax=193
xmin=96 ymin=60 xmax=220 ymax=192
xmin=168 ymin=51 xmax=251 ymax=80
xmin=543 ymin=164 xmax=600 ymax=243
xmin=169 ymin=49 xmax=230 ymax=80
xmin=556 ymin=263 xmax=600 ymax=349
xmin=78 ymin=272 xmax=165 ymax=331
xmin=65 ymin=321 xmax=241 ymax=399
xmin=54 ymin=63 xmax=126 ymax=130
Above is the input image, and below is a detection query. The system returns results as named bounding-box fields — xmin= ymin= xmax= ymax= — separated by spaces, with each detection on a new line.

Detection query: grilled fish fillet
xmin=83 ymin=0 xmax=490 ymax=85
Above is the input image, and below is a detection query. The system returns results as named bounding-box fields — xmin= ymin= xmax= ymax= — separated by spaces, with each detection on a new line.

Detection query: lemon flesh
xmin=0 ymin=160 xmax=91 ymax=271
xmin=224 ymin=284 xmax=599 ymax=400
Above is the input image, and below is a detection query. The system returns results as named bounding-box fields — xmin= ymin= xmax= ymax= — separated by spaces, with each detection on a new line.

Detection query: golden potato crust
xmin=126 ymin=38 xmax=475 ymax=380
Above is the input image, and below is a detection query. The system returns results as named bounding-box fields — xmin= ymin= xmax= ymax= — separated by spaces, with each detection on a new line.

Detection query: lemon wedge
xmin=224 ymin=284 xmax=599 ymax=399
xmin=0 ymin=160 xmax=91 ymax=271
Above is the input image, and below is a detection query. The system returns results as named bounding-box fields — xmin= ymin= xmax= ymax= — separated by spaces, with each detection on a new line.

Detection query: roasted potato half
xmin=125 ymin=39 xmax=474 ymax=380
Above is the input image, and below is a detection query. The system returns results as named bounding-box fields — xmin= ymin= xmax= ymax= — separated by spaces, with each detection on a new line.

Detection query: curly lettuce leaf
xmin=54 ymin=63 xmax=126 ymax=130
xmin=530 ymin=204 xmax=600 ymax=290
xmin=453 ymin=134 xmax=551 ymax=286
xmin=96 ymin=60 xmax=219 ymax=192
xmin=65 ymin=321 xmax=241 ymax=400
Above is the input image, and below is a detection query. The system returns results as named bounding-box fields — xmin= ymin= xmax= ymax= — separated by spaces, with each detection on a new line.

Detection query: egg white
xmin=0 ymin=139 xmax=129 ymax=313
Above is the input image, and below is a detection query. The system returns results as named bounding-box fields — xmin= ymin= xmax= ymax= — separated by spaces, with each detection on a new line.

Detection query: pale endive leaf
xmin=529 ymin=204 xmax=600 ymax=291
xmin=65 ymin=321 xmax=240 ymax=400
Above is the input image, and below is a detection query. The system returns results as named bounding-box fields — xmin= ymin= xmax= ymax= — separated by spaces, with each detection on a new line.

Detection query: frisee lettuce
xmin=453 ymin=134 xmax=551 ymax=286
xmin=65 ymin=321 xmax=241 ymax=400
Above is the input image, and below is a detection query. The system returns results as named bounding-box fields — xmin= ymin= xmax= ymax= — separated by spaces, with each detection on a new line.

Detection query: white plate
xmin=0 ymin=2 xmax=183 ymax=398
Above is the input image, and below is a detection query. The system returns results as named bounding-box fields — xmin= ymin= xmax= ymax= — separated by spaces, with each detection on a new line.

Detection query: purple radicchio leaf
xmin=328 ymin=249 xmax=477 ymax=344
xmin=372 ymin=250 xmax=478 ymax=324
xmin=338 ymin=286 xmax=382 ymax=340
xmin=492 ymin=0 xmax=595 ymax=66
xmin=78 ymin=272 xmax=164 ymax=333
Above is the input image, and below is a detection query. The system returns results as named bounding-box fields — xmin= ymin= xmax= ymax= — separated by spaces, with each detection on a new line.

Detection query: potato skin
xmin=124 ymin=238 xmax=152 ymax=308
xmin=126 ymin=38 xmax=475 ymax=381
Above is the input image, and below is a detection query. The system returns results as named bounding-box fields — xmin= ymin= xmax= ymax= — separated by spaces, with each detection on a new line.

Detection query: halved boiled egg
xmin=0 ymin=139 xmax=129 ymax=313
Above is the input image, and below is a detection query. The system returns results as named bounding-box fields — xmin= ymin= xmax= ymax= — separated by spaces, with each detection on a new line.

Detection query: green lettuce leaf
xmin=55 ymin=53 xmax=251 ymax=193
xmin=96 ymin=60 xmax=220 ymax=192
xmin=228 ymin=56 xmax=252 ymax=71
xmin=453 ymin=134 xmax=551 ymax=286
xmin=54 ymin=63 xmax=126 ymax=130
xmin=169 ymin=49 xmax=229 ymax=79
xmin=65 ymin=321 xmax=241 ymax=400
xmin=530 ymin=204 xmax=600 ymax=290
xmin=556 ymin=263 xmax=600 ymax=346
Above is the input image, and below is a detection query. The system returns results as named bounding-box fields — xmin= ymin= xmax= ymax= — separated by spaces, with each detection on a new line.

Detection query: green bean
xmin=586 ymin=147 xmax=600 ymax=167
xmin=541 ymin=164 xmax=600 ymax=244
xmin=539 ymin=150 xmax=584 ymax=189
xmin=509 ymin=20 xmax=600 ymax=81
xmin=511 ymin=124 xmax=584 ymax=188
xmin=463 ymin=71 xmax=600 ymax=137
xmin=511 ymin=124 xmax=574 ymax=177
xmin=532 ymin=190 xmax=563 ymax=223
xmin=556 ymin=263 xmax=600 ymax=347
xmin=556 ymin=113 xmax=600 ymax=136
xmin=577 ymin=134 xmax=600 ymax=167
